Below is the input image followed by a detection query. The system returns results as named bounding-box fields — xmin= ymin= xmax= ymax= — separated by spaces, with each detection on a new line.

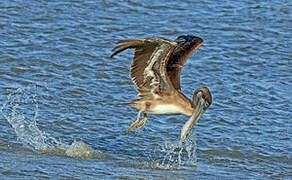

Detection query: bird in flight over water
xmin=111 ymin=35 xmax=212 ymax=143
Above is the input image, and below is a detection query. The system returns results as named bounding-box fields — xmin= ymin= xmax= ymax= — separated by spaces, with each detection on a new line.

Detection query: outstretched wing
xmin=166 ymin=38 xmax=204 ymax=91
xmin=111 ymin=38 xmax=178 ymax=98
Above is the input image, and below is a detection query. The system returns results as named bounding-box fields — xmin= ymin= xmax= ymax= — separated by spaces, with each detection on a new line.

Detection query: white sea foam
xmin=148 ymin=132 xmax=197 ymax=169
xmin=0 ymin=85 xmax=104 ymax=159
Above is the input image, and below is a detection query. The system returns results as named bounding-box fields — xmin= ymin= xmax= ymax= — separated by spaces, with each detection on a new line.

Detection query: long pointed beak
xmin=180 ymin=95 xmax=206 ymax=144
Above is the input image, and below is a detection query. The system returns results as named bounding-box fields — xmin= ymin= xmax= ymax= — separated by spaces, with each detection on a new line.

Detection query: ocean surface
xmin=0 ymin=0 xmax=291 ymax=179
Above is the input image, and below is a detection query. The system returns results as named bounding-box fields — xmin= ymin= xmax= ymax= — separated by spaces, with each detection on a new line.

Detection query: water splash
xmin=150 ymin=132 xmax=197 ymax=169
xmin=0 ymin=85 xmax=104 ymax=159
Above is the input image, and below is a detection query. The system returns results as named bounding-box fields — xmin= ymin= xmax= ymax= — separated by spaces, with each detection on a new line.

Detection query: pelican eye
xmin=204 ymin=101 xmax=209 ymax=107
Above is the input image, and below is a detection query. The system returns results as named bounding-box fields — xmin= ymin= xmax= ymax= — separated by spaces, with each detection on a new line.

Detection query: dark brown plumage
xmin=111 ymin=35 xmax=212 ymax=143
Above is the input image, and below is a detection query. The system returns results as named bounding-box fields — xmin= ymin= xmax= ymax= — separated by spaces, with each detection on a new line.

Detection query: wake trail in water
xmin=0 ymin=85 xmax=104 ymax=159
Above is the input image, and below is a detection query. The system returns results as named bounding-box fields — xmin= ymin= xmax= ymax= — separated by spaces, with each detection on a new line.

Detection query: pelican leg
xmin=136 ymin=113 xmax=147 ymax=131
xmin=126 ymin=110 xmax=142 ymax=134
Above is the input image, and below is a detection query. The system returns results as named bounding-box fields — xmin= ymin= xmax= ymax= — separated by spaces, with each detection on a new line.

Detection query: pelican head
xmin=193 ymin=87 xmax=212 ymax=111
xmin=180 ymin=87 xmax=212 ymax=143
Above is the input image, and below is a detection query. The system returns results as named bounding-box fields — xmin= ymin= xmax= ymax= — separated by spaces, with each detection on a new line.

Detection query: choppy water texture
xmin=0 ymin=0 xmax=291 ymax=179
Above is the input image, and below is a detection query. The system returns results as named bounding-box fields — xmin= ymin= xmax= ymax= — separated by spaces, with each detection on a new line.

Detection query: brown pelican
xmin=111 ymin=35 xmax=212 ymax=143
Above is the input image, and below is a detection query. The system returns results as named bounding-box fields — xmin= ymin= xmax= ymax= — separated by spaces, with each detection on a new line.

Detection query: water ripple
xmin=0 ymin=0 xmax=291 ymax=179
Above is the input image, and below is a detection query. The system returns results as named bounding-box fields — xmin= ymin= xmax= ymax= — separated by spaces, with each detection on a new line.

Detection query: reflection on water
xmin=0 ymin=85 xmax=103 ymax=159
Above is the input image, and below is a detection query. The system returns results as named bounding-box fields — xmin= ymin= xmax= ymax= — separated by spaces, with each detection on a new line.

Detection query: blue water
xmin=0 ymin=0 xmax=291 ymax=179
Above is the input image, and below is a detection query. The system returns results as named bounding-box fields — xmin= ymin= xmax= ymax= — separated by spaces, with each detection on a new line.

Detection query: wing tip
xmin=110 ymin=41 xmax=127 ymax=58
xmin=110 ymin=39 xmax=144 ymax=58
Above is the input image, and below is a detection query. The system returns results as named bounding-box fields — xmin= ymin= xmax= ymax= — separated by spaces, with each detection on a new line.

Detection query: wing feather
xmin=166 ymin=39 xmax=203 ymax=90
xmin=111 ymin=39 xmax=177 ymax=98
